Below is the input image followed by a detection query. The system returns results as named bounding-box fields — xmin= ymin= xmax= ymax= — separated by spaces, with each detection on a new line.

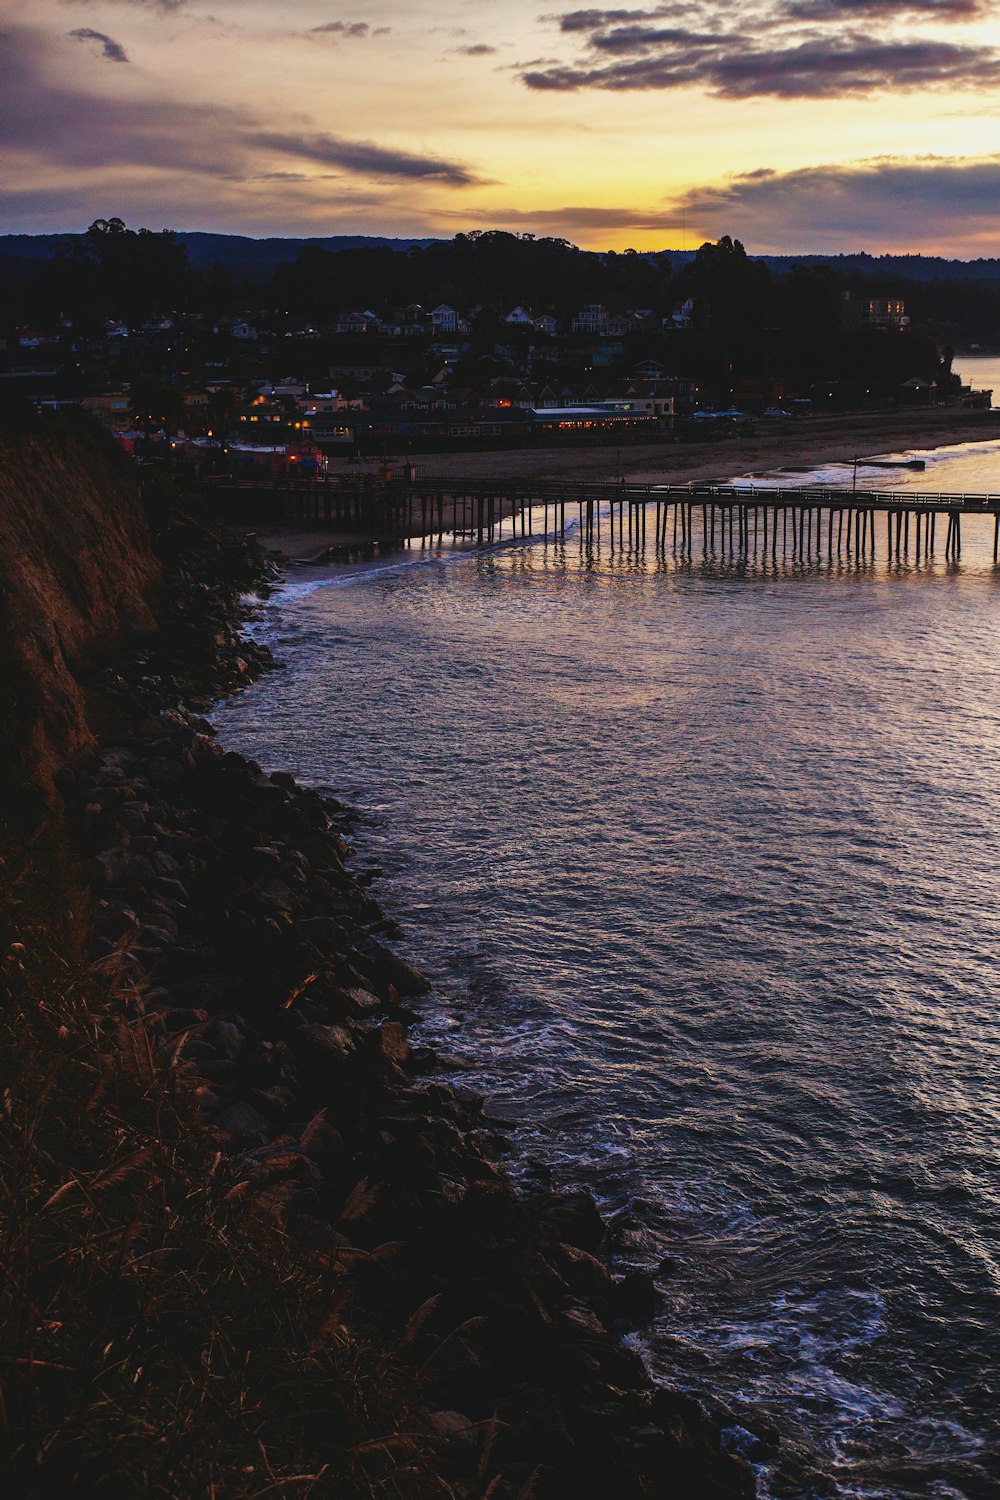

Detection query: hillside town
xmin=1 ymin=225 xmax=987 ymax=475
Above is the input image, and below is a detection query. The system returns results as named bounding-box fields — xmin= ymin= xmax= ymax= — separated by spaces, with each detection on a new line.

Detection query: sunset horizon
xmin=4 ymin=0 xmax=1000 ymax=254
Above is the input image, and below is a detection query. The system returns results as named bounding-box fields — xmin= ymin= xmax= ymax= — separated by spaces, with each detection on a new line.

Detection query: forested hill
xmin=3 ymin=231 xmax=1000 ymax=284
xmin=0 ymin=232 xmax=438 ymax=275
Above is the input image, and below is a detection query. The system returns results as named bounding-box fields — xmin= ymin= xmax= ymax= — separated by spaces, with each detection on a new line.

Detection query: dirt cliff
xmin=0 ymin=411 xmax=159 ymax=806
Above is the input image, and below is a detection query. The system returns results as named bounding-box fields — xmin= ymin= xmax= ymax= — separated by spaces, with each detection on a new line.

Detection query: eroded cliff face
xmin=0 ymin=415 xmax=160 ymax=798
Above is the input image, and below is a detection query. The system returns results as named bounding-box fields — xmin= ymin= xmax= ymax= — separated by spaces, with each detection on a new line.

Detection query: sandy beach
xmin=234 ymin=406 xmax=999 ymax=559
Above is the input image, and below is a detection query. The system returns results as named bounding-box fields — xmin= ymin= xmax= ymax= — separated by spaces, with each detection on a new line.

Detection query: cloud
xmin=448 ymin=204 xmax=672 ymax=231
xmin=443 ymin=154 xmax=1000 ymax=252
xmin=546 ymin=7 xmax=694 ymax=31
xmin=669 ymin=154 xmax=1000 ymax=250
xmin=533 ymin=0 xmax=997 ymax=97
xmin=1 ymin=27 xmax=238 ymax=172
xmin=248 ymin=131 xmax=484 ymax=186
xmin=68 ymin=27 xmax=129 ymax=62
xmin=0 ymin=180 xmax=404 ymax=237
xmin=2 ymin=25 xmax=483 ymax=203
xmin=524 ymin=35 xmax=1000 ymax=96
xmin=454 ymin=43 xmax=498 ymax=55
xmin=62 ymin=0 xmax=188 ymax=11
xmin=589 ymin=24 xmax=729 ymax=51
xmin=310 ymin=21 xmax=379 ymax=38
xmin=786 ymin=0 xmax=986 ymax=15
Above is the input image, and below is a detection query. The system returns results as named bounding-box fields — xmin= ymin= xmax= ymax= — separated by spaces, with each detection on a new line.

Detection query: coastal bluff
xmin=0 ymin=413 xmax=159 ymax=796
xmin=0 ymin=416 xmax=775 ymax=1498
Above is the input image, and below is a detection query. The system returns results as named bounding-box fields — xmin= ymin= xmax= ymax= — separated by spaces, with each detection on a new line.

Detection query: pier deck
xmin=207 ymin=474 xmax=1000 ymax=561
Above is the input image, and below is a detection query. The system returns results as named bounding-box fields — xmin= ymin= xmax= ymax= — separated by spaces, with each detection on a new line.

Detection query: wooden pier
xmin=206 ymin=474 xmax=1000 ymax=563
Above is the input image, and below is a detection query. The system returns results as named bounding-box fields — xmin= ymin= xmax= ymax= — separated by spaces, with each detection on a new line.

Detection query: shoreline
xmin=56 ymin=519 xmax=775 ymax=1495
xmin=241 ymin=406 xmax=999 ymax=560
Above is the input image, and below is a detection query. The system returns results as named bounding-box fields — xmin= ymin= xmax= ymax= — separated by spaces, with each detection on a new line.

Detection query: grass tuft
xmin=0 ymin=923 xmax=443 ymax=1497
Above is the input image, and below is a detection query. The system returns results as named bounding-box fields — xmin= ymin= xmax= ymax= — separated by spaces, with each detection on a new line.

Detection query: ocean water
xmin=214 ymin=437 xmax=1000 ymax=1499
xmin=955 ymin=355 xmax=1000 ymax=406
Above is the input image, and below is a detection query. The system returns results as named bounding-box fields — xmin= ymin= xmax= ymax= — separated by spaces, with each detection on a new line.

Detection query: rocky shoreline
xmin=53 ymin=512 xmax=796 ymax=1498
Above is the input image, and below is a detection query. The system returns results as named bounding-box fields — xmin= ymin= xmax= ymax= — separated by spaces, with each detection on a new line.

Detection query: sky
xmin=3 ymin=0 xmax=1000 ymax=254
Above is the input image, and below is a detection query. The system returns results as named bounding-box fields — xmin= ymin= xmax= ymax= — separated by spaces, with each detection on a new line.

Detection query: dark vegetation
xmin=1 ymin=220 xmax=974 ymax=414
xmin=3 ymin=221 xmax=991 ymax=357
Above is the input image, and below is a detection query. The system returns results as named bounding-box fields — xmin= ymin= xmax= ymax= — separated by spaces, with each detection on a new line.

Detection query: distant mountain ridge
xmin=3 ymin=231 xmax=1000 ymax=284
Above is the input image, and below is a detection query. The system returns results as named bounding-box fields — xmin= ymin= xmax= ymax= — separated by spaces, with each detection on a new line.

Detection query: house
xmin=666 ymin=298 xmax=696 ymax=330
xmin=300 ymin=391 xmax=348 ymax=416
xmin=841 ymin=294 xmax=909 ymax=332
xmin=334 ymin=311 xmax=382 ymax=335
xmin=625 ymin=389 xmax=675 ymax=419
xmin=505 ymin=305 xmax=534 ymax=327
xmin=899 ymin=375 xmax=933 ymax=404
xmin=534 ymin=314 xmax=560 ymax=337
xmin=571 ymin=303 xmax=608 ymax=334
xmin=431 ymin=304 xmax=460 ymax=334
xmin=236 ymin=397 xmax=287 ymax=433
xmin=82 ymin=392 xmax=131 ymax=431
xmin=487 ymin=380 xmax=536 ymax=409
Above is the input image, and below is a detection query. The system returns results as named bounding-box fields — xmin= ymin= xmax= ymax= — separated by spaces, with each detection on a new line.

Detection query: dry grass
xmin=0 ymin=900 xmax=448 ymax=1499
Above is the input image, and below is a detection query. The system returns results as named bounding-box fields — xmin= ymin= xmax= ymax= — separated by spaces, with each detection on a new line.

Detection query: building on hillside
xmin=534 ymin=314 xmax=560 ymax=337
xmin=571 ymin=304 xmax=608 ymax=334
xmin=841 ymin=294 xmax=909 ymax=332
xmin=82 ymin=392 xmax=132 ymax=431
xmin=236 ymin=398 xmax=287 ymax=433
xmin=626 ymin=390 xmax=676 ymax=419
xmin=666 ymin=298 xmax=696 ymax=330
xmin=334 ymin=311 xmax=383 ymax=335
xmin=431 ymin=304 xmax=460 ymax=334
